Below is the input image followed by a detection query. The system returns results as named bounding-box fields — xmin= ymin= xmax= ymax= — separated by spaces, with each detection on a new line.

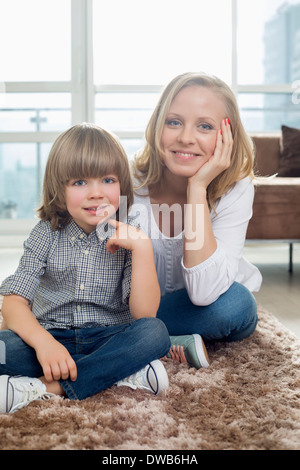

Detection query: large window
xmin=0 ymin=1 xmax=71 ymax=82
xmin=0 ymin=0 xmax=72 ymax=228
xmin=93 ymin=0 xmax=232 ymax=86
xmin=0 ymin=0 xmax=299 ymax=239
xmin=92 ymin=0 xmax=231 ymax=157
xmin=236 ymin=0 xmax=300 ymax=131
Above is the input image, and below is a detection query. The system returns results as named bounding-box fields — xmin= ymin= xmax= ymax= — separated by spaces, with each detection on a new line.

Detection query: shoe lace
xmin=8 ymin=378 xmax=54 ymax=413
xmin=118 ymin=364 xmax=159 ymax=394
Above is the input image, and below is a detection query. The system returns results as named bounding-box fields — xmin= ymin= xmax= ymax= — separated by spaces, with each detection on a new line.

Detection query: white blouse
xmin=130 ymin=176 xmax=262 ymax=306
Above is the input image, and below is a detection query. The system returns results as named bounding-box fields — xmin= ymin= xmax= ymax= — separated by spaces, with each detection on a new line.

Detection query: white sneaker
xmin=116 ymin=360 xmax=169 ymax=395
xmin=0 ymin=375 xmax=55 ymax=414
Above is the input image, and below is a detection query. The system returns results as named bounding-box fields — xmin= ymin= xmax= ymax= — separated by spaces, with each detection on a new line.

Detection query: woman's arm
xmin=182 ymin=177 xmax=255 ymax=305
xmin=181 ymin=118 xmax=258 ymax=305
xmin=183 ymin=119 xmax=232 ymax=269
xmin=106 ymin=220 xmax=161 ymax=318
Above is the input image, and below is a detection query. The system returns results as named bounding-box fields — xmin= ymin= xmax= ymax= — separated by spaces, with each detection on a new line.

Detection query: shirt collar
xmin=65 ymin=220 xmax=88 ymax=245
xmin=65 ymin=219 xmax=116 ymax=245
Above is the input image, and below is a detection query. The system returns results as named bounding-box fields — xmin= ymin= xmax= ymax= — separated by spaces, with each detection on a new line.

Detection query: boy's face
xmin=65 ymin=175 xmax=120 ymax=234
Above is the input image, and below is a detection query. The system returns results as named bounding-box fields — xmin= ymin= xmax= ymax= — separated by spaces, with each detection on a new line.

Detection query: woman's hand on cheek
xmin=188 ymin=118 xmax=233 ymax=190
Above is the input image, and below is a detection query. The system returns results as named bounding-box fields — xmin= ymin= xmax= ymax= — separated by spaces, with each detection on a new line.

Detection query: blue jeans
xmin=157 ymin=282 xmax=258 ymax=342
xmin=0 ymin=318 xmax=170 ymax=400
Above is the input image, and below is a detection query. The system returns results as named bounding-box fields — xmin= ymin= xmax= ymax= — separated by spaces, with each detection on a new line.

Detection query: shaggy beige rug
xmin=0 ymin=304 xmax=299 ymax=451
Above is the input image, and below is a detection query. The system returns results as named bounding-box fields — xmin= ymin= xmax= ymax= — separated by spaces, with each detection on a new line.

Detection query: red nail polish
xmin=220 ymin=129 xmax=222 ymax=135
xmin=227 ymin=118 xmax=230 ymax=126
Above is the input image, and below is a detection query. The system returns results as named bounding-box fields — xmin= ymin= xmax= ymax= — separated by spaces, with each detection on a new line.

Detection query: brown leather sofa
xmin=246 ymin=133 xmax=300 ymax=272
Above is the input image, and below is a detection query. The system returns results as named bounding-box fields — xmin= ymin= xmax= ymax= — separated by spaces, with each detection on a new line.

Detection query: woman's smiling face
xmin=160 ymin=85 xmax=227 ymax=178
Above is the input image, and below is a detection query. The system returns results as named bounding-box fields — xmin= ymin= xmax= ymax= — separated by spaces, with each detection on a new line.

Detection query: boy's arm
xmin=2 ymin=294 xmax=50 ymax=347
xmin=129 ymin=239 xmax=161 ymax=318
xmin=2 ymin=294 xmax=77 ymax=382
xmin=106 ymin=220 xmax=161 ymax=319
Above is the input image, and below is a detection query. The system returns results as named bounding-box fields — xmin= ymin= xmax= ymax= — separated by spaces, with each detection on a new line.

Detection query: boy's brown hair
xmin=37 ymin=123 xmax=133 ymax=229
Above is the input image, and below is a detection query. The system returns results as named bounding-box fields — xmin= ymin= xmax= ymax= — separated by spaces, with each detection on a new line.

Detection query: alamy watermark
xmin=96 ymin=197 xmax=205 ymax=251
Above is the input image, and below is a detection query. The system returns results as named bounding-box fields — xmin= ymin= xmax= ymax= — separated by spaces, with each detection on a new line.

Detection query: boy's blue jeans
xmin=0 ymin=282 xmax=257 ymax=400
xmin=0 ymin=317 xmax=170 ymax=400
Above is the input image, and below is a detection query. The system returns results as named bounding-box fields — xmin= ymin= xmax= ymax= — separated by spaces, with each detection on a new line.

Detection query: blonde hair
xmin=38 ymin=123 xmax=133 ymax=229
xmin=132 ymin=72 xmax=254 ymax=210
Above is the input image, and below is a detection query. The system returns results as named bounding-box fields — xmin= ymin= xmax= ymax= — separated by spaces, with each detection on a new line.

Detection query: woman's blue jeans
xmin=0 ymin=317 xmax=170 ymax=400
xmin=157 ymin=282 xmax=258 ymax=342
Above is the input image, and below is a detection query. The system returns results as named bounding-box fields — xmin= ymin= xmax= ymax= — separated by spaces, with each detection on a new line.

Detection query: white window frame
xmin=0 ymin=0 xmax=93 ymax=245
xmin=232 ymin=0 xmax=294 ymax=98
xmin=0 ymin=0 xmax=297 ymax=246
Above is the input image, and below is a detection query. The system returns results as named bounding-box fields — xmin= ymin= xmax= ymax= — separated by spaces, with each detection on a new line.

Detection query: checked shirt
xmin=0 ymin=219 xmax=134 ymax=329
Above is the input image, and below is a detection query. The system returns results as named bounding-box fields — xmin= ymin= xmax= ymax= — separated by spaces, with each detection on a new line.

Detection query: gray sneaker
xmin=116 ymin=360 xmax=169 ymax=395
xmin=168 ymin=334 xmax=210 ymax=369
xmin=0 ymin=375 xmax=55 ymax=414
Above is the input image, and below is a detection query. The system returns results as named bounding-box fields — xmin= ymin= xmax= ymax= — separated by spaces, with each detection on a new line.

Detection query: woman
xmin=130 ymin=72 xmax=262 ymax=368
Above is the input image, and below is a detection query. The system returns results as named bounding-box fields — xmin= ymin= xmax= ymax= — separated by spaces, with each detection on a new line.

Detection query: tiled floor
xmin=0 ymin=242 xmax=299 ymax=339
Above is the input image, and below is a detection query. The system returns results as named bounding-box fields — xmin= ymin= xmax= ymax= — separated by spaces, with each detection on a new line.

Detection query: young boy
xmin=0 ymin=123 xmax=170 ymax=413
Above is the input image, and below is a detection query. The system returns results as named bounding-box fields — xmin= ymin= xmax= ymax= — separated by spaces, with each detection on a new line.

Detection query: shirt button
xmin=77 ymin=305 xmax=81 ymax=311
xmin=71 ymin=236 xmax=75 ymax=241
xmin=80 ymin=283 xmax=85 ymax=290
xmin=84 ymin=250 xmax=89 ymax=255
xmin=79 ymin=234 xmax=84 ymax=239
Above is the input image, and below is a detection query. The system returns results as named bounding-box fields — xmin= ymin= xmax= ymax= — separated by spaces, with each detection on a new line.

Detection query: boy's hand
xmin=106 ymin=219 xmax=150 ymax=254
xmin=35 ymin=337 xmax=77 ymax=383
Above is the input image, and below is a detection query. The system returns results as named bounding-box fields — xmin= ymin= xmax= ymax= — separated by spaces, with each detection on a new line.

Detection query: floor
xmin=0 ymin=242 xmax=299 ymax=339
xmin=243 ymin=242 xmax=300 ymax=339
